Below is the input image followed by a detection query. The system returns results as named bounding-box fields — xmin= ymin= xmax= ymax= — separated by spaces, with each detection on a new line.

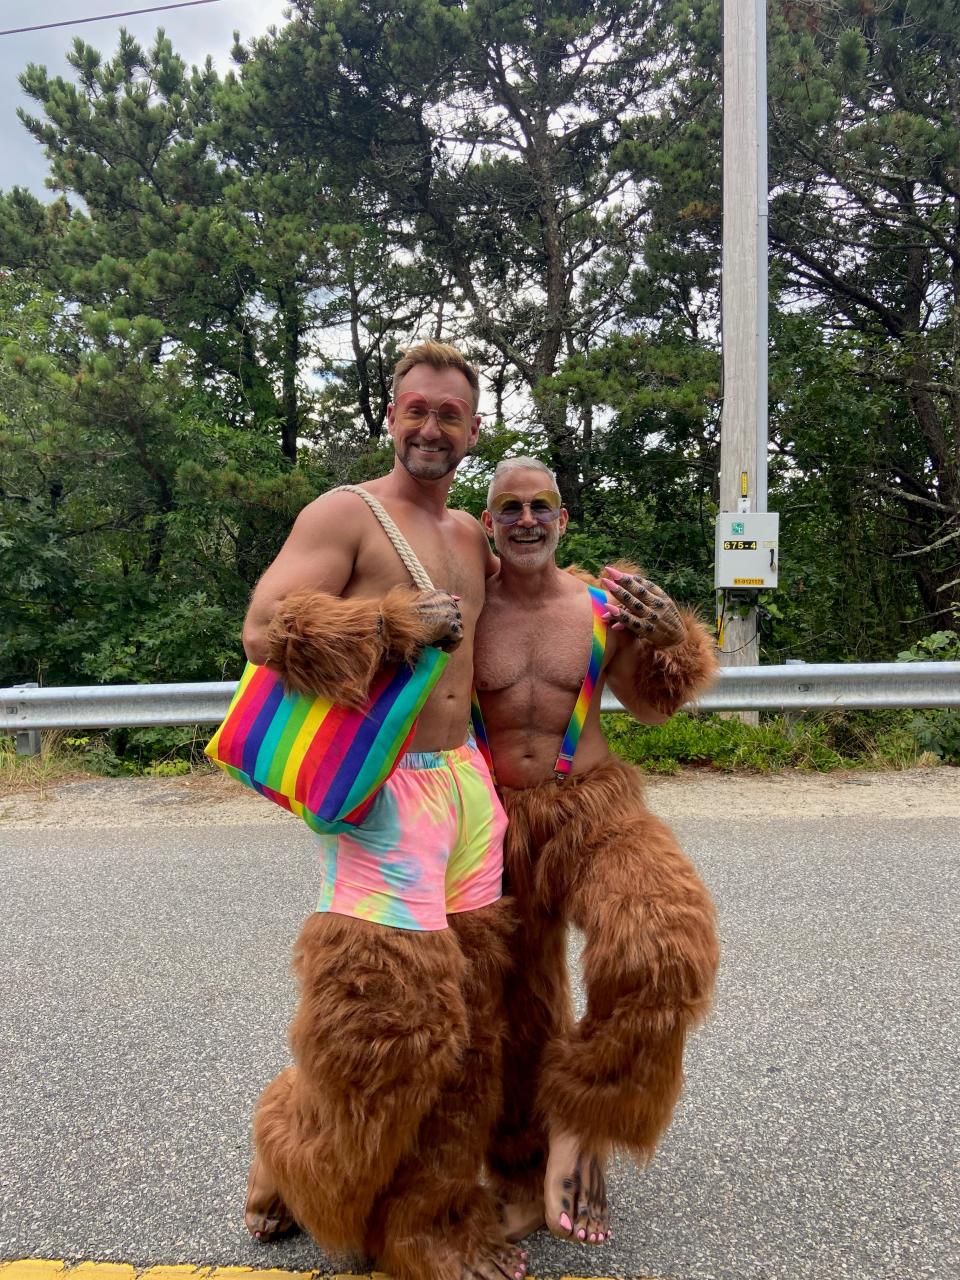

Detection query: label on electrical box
xmin=715 ymin=512 xmax=780 ymax=589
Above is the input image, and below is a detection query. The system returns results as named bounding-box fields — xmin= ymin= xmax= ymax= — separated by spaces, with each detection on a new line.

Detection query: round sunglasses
xmin=393 ymin=392 xmax=475 ymax=433
xmin=489 ymin=490 xmax=563 ymax=526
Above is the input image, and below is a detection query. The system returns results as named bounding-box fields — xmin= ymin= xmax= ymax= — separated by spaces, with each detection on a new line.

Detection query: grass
xmin=0 ymin=729 xmax=92 ymax=799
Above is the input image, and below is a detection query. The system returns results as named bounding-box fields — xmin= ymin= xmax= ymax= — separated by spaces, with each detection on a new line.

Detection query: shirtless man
xmin=240 ymin=343 xmax=525 ymax=1280
xmin=474 ymin=457 xmax=720 ymax=1248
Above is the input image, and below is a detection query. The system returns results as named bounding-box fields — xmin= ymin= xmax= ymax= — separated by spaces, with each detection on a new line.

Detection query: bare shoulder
xmin=292 ymin=487 xmax=370 ymax=539
xmin=449 ymin=507 xmax=498 ymax=573
xmin=449 ymin=507 xmax=486 ymax=542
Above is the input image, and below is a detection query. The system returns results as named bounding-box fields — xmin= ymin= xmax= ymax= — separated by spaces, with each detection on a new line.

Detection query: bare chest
xmin=475 ymin=591 xmax=599 ymax=696
xmin=352 ymin=507 xmax=483 ymax=610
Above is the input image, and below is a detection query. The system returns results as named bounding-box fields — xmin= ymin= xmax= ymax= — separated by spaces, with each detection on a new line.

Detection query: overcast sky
xmin=1 ymin=0 xmax=292 ymax=196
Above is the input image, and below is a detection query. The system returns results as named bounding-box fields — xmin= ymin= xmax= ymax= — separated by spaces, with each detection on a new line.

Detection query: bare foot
xmin=463 ymin=1241 xmax=528 ymax=1279
xmin=543 ymin=1130 xmax=610 ymax=1245
xmin=499 ymin=1198 xmax=546 ymax=1243
xmin=244 ymin=1153 xmax=299 ymax=1242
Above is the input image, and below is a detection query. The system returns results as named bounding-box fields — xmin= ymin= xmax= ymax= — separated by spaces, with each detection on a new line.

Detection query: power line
xmin=0 ymin=0 xmax=222 ymax=38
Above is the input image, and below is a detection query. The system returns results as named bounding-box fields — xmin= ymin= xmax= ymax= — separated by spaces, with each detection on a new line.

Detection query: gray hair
xmin=486 ymin=456 xmax=559 ymax=509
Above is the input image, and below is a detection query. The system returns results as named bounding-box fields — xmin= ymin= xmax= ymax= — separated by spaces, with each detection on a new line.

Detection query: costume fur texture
xmin=264 ymin=586 xmax=440 ymax=704
xmin=252 ymin=900 xmax=518 ymax=1279
xmin=487 ymin=755 xmax=719 ymax=1202
xmin=626 ymin=607 xmax=718 ymax=716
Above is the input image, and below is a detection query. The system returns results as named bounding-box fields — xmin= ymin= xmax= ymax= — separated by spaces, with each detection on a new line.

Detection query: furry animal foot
xmin=498 ymin=1197 xmax=546 ymax=1243
xmin=243 ymin=1153 xmax=299 ymax=1242
xmin=544 ymin=1130 xmax=610 ymax=1245
xmin=463 ymin=1241 xmax=528 ymax=1279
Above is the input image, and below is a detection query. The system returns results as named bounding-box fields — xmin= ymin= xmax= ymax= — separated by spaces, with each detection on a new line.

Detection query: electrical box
xmin=714 ymin=512 xmax=780 ymax=590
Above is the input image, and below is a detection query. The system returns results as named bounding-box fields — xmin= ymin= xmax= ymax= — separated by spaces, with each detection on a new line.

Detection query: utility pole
xmin=719 ymin=0 xmax=768 ymax=671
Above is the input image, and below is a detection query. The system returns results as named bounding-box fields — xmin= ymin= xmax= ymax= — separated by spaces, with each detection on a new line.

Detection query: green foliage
xmin=2 ymin=1 xmax=960 ymax=689
xmin=64 ymin=724 xmax=211 ymax=775
xmin=767 ymin=0 xmax=960 ymax=625
xmin=0 ymin=275 xmax=324 ymax=687
xmin=894 ymin=626 xmax=960 ymax=761
xmin=896 ymin=630 xmax=960 ymax=664
xmin=602 ymin=708 xmax=952 ymax=773
xmin=603 ymin=712 xmax=848 ymax=772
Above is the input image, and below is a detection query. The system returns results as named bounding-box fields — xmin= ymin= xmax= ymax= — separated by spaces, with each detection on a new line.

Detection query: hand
xmin=413 ymin=589 xmax=464 ymax=653
xmin=599 ymin=566 xmax=685 ymax=649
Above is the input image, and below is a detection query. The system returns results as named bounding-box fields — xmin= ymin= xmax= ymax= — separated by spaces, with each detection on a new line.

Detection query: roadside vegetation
xmin=3 ymin=630 xmax=958 ymax=789
xmin=1 ymin=3 xmax=958 ymax=781
xmin=2 ymin=701 xmax=957 ymax=796
xmin=3 ymin=3 xmax=960 ymax=697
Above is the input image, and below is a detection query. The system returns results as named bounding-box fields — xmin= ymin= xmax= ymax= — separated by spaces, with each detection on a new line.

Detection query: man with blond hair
xmin=473 ymin=457 xmax=719 ymax=1249
xmin=240 ymin=343 xmax=526 ymax=1280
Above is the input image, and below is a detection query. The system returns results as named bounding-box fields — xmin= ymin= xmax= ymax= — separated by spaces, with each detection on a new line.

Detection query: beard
xmin=396 ymin=439 xmax=463 ymax=480
xmin=495 ymin=524 xmax=560 ymax=569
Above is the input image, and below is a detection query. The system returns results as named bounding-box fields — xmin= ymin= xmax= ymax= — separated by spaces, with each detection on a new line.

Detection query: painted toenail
xmin=578 ymin=1228 xmax=586 ymax=1240
xmin=559 ymin=1212 xmax=572 ymax=1231
xmin=590 ymin=1232 xmax=597 ymax=1241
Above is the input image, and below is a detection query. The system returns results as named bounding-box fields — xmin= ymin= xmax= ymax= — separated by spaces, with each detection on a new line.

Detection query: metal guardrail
xmin=2 ymin=662 xmax=959 ymax=740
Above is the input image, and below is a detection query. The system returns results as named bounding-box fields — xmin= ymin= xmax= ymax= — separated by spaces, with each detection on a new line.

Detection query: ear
xmin=558 ymin=507 xmax=569 ymax=537
xmin=468 ymin=414 xmax=481 ymax=450
xmin=386 ymin=402 xmax=398 ymax=442
xmin=481 ymin=509 xmax=494 ymax=537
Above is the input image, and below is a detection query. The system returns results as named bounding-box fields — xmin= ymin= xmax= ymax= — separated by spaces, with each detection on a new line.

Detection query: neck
xmin=381 ymin=458 xmax=455 ymax=513
xmin=496 ymin=557 xmax=566 ymax=602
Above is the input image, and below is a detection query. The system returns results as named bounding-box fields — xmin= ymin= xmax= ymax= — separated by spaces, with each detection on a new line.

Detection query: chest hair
xmin=475 ymin=591 xmax=596 ymax=697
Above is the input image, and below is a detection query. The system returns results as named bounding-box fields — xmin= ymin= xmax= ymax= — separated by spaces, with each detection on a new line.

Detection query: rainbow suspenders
xmin=471 ymin=584 xmax=609 ymax=782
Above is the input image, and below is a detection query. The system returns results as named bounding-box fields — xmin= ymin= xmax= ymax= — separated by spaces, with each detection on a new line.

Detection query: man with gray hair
xmin=473 ymin=459 xmax=720 ymax=1249
xmin=486 ymin=456 xmax=558 ymax=509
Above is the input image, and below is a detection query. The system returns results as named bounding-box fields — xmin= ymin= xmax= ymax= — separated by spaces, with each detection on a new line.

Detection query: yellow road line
xmin=0 ymin=1264 xmax=630 ymax=1280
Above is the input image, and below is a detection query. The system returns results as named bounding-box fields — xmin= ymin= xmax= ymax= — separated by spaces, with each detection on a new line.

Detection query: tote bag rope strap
xmin=336 ymin=485 xmax=435 ymax=592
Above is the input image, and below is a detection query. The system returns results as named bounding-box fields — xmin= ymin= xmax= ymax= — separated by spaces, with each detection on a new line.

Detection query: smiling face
xmin=387 ymin=363 xmax=481 ymax=481
xmin=482 ymin=466 xmax=568 ymax=570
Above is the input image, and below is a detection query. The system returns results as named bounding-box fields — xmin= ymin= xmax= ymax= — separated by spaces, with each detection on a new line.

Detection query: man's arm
xmin=241 ymin=491 xmax=361 ymax=665
xmin=242 ymin=490 xmax=463 ymax=704
xmin=600 ymin=565 xmax=719 ymax=724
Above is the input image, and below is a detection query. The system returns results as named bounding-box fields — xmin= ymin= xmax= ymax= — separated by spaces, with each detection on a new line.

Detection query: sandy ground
xmin=0 ymin=764 xmax=957 ymax=828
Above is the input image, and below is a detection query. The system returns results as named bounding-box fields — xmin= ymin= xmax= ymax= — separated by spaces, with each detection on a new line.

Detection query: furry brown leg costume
xmin=365 ymin=900 xmax=517 ymax=1278
xmin=249 ymin=590 xmax=523 ymax=1279
xmin=253 ymin=902 xmax=520 ymax=1277
xmin=254 ymin=912 xmax=468 ymax=1251
xmin=487 ymin=757 xmax=719 ymax=1205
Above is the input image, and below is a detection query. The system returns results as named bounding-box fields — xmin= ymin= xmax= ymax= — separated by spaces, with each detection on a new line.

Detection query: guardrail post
xmin=783 ymin=659 xmax=807 ymax=735
xmin=13 ymin=684 xmax=42 ymax=757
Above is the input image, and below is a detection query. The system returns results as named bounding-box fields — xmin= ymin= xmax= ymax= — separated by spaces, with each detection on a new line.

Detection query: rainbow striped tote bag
xmin=204 ymin=486 xmax=450 ymax=834
xmin=205 ymin=648 xmax=448 ymax=833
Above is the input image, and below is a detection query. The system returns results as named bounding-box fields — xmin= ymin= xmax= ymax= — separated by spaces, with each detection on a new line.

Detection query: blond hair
xmin=391 ymin=341 xmax=481 ymax=413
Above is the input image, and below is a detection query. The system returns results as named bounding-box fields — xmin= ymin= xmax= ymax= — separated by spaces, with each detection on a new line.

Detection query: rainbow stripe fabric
xmin=554 ymin=585 xmax=608 ymax=775
xmin=204 ymin=647 xmax=449 ymax=834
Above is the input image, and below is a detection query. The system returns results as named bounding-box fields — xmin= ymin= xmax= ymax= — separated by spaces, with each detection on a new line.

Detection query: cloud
xmin=1 ymin=0 xmax=291 ymax=197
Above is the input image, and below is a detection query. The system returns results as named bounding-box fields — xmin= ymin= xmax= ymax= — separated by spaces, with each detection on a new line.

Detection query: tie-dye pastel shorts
xmin=314 ymin=738 xmax=506 ymax=931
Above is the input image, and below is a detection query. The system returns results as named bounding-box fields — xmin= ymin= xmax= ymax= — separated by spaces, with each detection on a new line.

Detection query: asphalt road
xmin=1 ymin=789 xmax=958 ymax=1279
